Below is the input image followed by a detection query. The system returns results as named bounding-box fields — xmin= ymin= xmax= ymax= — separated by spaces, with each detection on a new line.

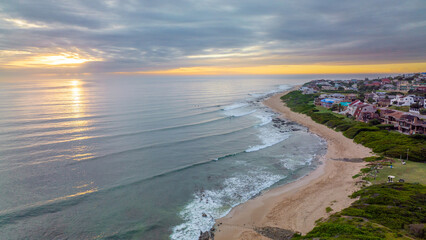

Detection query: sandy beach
xmin=214 ymin=89 xmax=373 ymax=240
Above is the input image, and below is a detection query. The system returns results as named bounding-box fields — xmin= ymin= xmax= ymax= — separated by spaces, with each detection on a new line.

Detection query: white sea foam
xmin=253 ymin=112 xmax=273 ymax=126
xmin=221 ymin=102 xmax=258 ymax=117
xmin=224 ymin=109 xmax=257 ymax=117
xmin=281 ymin=156 xmax=313 ymax=170
xmin=245 ymin=127 xmax=290 ymax=152
xmin=170 ymin=171 xmax=283 ymax=240
xmin=221 ymin=102 xmax=248 ymax=111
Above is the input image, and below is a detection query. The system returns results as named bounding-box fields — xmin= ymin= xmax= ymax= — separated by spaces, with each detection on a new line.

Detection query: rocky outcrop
xmin=272 ymin=118 xmax=304 ymax=132
xmin=198 ymin=227 xmax=215 ymax=240
xmin=254 ymin=226 xmax=295 ymax=240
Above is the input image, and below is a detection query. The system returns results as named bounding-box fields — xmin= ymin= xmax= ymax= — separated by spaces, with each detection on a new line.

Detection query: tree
xmin=330 ymin=104 xmax=339 ymax=111
xmin=368 ymin=119 xmax=381 ymax=125
xmin=410 ymin=103 xmax=420 ymax=109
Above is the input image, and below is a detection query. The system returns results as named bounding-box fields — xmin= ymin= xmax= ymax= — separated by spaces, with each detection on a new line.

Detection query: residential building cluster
xmin=300 ymin=72 xmax=426 ymax=135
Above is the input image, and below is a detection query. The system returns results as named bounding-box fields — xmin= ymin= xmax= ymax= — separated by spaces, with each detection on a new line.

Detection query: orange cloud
xmin=115 ymin=62 xmax=426 ymax=75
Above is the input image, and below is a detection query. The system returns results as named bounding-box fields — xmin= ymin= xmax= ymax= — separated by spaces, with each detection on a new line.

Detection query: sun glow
xmin=115 ymin=62 xmax=426 ymax=75
xmin=3 ymin=18 xmax=47 ymax=28
xmin=5 ymin=53 xmax=102 ymax=68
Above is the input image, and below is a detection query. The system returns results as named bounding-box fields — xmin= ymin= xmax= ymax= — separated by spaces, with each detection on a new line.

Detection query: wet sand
xmin=215 ymin=89 xmax=373 ymax=239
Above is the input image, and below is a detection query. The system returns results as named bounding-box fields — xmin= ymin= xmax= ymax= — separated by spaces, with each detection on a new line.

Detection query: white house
xmin=302 ymin=88 xmax=316 ymax=94
xmin=329 ymin=93 xmax=345 ymax=100
xmin=390 ymin=95 xmax=415 ymax=106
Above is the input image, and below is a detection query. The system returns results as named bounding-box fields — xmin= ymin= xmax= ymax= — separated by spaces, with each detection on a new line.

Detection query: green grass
xmin=314 ymin=105 xmax=330 ymax=113
xmin=388 ymin=106 xmax=410 ymax=112
xmin=326 ymin=207 xmax=333 ymax=213
xmin=315 ymin=106 xmax=344 ymax=117
xmin=370 ymin=160 xmax=426 ymax=185
xmin=293 ymin=183 xmax=426 ymax=240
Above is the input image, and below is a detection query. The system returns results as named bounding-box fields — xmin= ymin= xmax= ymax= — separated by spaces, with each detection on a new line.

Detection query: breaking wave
xmin=170 ymin=170 xmax=283 ymax=240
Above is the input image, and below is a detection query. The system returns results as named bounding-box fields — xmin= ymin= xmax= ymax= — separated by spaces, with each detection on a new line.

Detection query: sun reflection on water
xmin=69 ymin=79 xmax=86 ymax=126
xmin=66 ymin=79 xmax=95 ymax=161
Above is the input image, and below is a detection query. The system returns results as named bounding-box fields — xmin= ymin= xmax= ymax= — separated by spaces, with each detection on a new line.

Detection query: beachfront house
xmin=320 ymin=98 xmax=341 ymax=108
xmin=329 ymin=93 xmax=345 ymax=100
xmin=390 ymin=95 xmax=415 ymax=106
xmin=301 ymin=88 xmax=316 ymax=94
xmin=364 ymin=93 xmax=380 ymax=102
xmin=377 ymin=98 xmax=391 ymax=107
xmin=344 ymin=94 xmax=357 ymax=101
xmin=346 ymin=100 xmax=363 ymax=116
xmin=379 ymin=109 xmax=426 ymax=135
xmin=353 ymin=104 xmax=377 ymax=122
xmin=380 ymin=109 xmax=405 ymax=126
xmin=398 ymin=115 xmax=425 ymax=135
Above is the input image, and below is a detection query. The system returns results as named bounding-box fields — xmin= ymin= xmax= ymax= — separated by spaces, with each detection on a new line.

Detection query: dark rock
xmin=254 ymin=226 xmax=295 ymax=240
xmin=202 ymin=213 xmax=207 ymax=217
xmin=198 ymin=231 xmax=211 ymax=240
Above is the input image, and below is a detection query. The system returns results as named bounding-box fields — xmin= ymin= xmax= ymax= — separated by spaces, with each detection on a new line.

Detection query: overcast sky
xmin=0 ymin=0 xmax=425 ymax=75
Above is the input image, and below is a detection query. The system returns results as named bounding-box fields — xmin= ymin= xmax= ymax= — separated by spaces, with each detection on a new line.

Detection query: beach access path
xmin=214 ymin=88 xmax=373 ymax=240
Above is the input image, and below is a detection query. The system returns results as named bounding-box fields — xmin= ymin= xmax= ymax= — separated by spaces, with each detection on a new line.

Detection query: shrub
xmin=377 ymin=124 xmax=394 ymax=130
xmin=363 ymin=156 xmax=383 ymax=162
xmin=335 ymin=123 xmax=352 ymax=131
xmin=368 ymin=119 xmax=381 ymax=126
xmin=354 ymin=131 xmax=426 ymax=162
xmin=344 ymin=126 xmax=380 ymax=139
xmin=294 ymin=183 xmax=426 ymax=240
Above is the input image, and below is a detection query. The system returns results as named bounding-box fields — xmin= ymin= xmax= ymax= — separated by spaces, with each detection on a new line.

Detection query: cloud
xmin=0 ymin=0 xmax=425 ymax=75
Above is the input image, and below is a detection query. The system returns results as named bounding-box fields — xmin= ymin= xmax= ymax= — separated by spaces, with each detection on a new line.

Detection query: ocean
xmin=0 ymin=74 xmax=378 ymax=239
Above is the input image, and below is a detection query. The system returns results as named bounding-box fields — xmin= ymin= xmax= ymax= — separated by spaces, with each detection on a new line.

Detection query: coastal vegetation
xmin=282 ymin=90 xmax=425 ymax=239
xmin=281 ymin=91 xmax=426 ymax=162
xmin=293 ymin=183 xmax=426 ymax=239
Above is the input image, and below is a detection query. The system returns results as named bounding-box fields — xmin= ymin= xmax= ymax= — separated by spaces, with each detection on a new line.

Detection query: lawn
xmin=388 ymin=105 xmax=410 ymax=112
xmin=315 ymin=106 xmax=344 ymax=118
xmin=370 ymin=160 xmax=426 ymax=184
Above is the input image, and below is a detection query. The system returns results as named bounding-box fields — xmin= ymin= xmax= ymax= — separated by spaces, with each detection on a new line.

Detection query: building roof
xmin=384 ymin=111 xmax=406 ymax=119
xmin=349 ymin=100 xmax=362 ymax=106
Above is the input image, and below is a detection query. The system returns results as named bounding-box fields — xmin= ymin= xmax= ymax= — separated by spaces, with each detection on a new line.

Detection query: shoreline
xmin=214 ymin=87 xmax=373 ymax=239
